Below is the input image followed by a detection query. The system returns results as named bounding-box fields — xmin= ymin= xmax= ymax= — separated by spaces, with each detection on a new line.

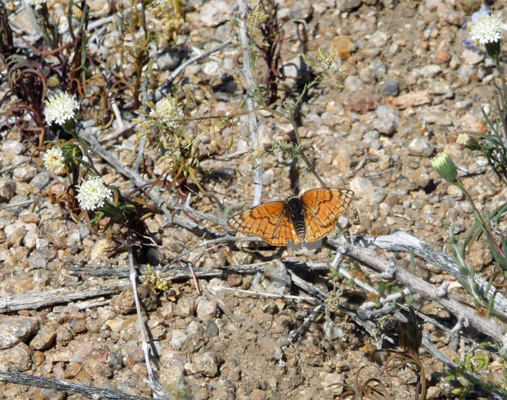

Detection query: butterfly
xmin=228 ymin=188 xmax=354 ymax=247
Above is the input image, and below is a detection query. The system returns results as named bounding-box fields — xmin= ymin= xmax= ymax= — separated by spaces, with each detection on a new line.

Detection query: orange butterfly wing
xmin=228 ymin=201 xmax=300 ymax=246
xmin=300 ymin=189 xmax=354 ymax=242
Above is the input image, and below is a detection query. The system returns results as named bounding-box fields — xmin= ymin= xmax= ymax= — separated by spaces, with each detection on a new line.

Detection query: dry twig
xmin=153 ymin=40 xmax=232 ymax=100
xmin=334 ymin=241 xmax=504 ymax=343
xmin=236 ymin=0 xmax=264 ymax=206
xmin=0 ymin=371 xmax=155 ymax=400
xmin=128 ymin=250 xmax=168 ymax=398
xmin=0 ymin=281 xmax=129 ymax=313
xmin=343 ymin=232 xmax=507 ymax=320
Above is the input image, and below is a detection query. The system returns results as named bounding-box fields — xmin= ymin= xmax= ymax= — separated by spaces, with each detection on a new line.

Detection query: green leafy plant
xmin=433 ymin=151 xmax=507 ymax=283
xmin=250 ymin=47 xmax=345 ymax=190
xmin=452 ymin=13 xmax=507 ymax=278
xmin=142 ymin=265 xmax=170 ymax=293
xmin=446 ymin=224 xmax=496 ymax=314
xmin=445 ymin=353 xmax=507 ymax=399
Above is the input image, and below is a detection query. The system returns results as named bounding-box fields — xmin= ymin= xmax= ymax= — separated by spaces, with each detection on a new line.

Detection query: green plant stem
xmin=418 ymin=361 xmax=427 ymax=400
xmin=66 ymin=0 xmax=76 ymax=42
xmin=494 ymin=57 xmax=507 ymax=104
xmin=187 ymin=167 xmax=222 ymax=207
xmin=454 ymin=180 xmax=505 ymax=259
xmin=172 ymin=0 xmax=183 ymax=18
xmin=259 ymin=106 xmax=326 ymax=188
xmin=493 ymin=57 xmax=507 ymax=151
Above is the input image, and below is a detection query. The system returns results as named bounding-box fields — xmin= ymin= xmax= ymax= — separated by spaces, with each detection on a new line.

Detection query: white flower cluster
xmin=44 ymin=92 xmax=80 ymax=125
xmin=470 ymin=13 xmax=507 ymax=44
xmin=456 ymin=134 xmax=469 ymax=146
xmin=43 ymin=147 xmax=65 ymax=174
xmin=28 ymin=0 xmax=47 ymax=10
xmin=76 ymin=176 xmax=113 ymax=211
xmin=151 ymin=96 xmax=184 ymax=128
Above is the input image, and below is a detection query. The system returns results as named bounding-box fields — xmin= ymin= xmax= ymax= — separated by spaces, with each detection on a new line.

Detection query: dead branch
xmin=335 ymin=241 xmax=505 ymax=344
xmin=128 ymin=250 xmax=168 ymax=398
xmin=236 ymin=0 xmax=264 ymax=206
xmin=0 ymin=281 xmax=129 ymax=313
xmin=154 ymin=40 xmax=232 ymax=100
xmin=67 ymin=262 xmax=274 ymax=279
xmin=0 ymin=371 xmax=156 ymax=400
xmin=288 ymin=261 xmax=505 ymax=398
xmin=212 ymin=286 xmax=319 ymax=302
xmin=342 ymin=232 xmax=507 ymax=320
xmin=171 ymin=200 xmax=234 ymax=233
xmin=286 ymin=268 xmax=394 ymax=345
xmin=1 ymin=263 xmax=279 ymax=314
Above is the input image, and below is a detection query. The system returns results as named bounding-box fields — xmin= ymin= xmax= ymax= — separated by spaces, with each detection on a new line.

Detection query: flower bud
xmin=457 ymin=134 xmax=480 ymax=150
xmin=432 ymin=152 xmax=458 ymax=184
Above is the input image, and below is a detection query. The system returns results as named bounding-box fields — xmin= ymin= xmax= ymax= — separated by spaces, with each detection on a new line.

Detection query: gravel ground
xmin=0 ymin=0 xmax=506 ymax=399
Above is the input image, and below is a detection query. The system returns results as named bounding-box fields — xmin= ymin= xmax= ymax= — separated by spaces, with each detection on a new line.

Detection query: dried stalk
xmin=236 ymin=0 xmax=264 ymax=206
xmin=335 ymin=241 xmax=504 ymax=344
xmin=342 ymin=232 xmax=507 ymax=321
xmin=127 ymin=250 xmax=168 ymax=398
xmin=0 ymin=371 xmax=154 ymax=400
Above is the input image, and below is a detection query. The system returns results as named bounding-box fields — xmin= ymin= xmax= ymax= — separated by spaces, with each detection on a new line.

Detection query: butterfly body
xmin=286 ymin=197 xmax=307 ymax=239
xmin=228 ymin=188 xmax=354 ymax=247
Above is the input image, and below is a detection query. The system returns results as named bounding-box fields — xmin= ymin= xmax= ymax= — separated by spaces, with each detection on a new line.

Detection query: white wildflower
xmin=470 ymin=13 xmax=507 ymax=44
xmin=76 ymin=176 xmax=113 ymax=211
xmin=43 ymin=147 xmax=65 ymax=174
xmin=44 ymin=92 xmax=80 ymax=125
xmin=28 ymin=0 xmax=47 ymax=10
xmin=151 ymin=96 xmax=184 ymax=128
xmin=457 ymin=133 xmax=480 ymax=150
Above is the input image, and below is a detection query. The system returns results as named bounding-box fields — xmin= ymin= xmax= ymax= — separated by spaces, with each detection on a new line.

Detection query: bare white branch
xmin=340 ymin=232 xmax=507 ymax=320
xmin=335 ymin=242 xmax=504 ymax=343
xmin=236 ymin=0 xmax=264 ymax=206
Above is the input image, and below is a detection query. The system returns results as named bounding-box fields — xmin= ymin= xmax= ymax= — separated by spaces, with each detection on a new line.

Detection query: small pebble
xmin=408 ymin=137 xmax=435 ymax=157
xmin=2 ymin=141 xmax=24 ymax=155
xmin=344 ymin=75 xmax=362 ymax=92
xmin=196 ymin=297 xmax=218 ymax=320
xmin=331 ymin=36 xmax=353 ymax=59
xmin=187 ymin=352 xmax=223 ymax=377
xmin=371 ymin=59 xmax=386 ymax=78
xmin=30 ymin=325 xmax=57 ymax=351
xmin=263 ymin=261 xmax=292 ymax=295
xmin=0 ymin=317 xmax=40 ymax=349
xmin=323 ymin=321 xmax=344 ymax=340
xmin=171 ymin=330 xmax=188 ymax=350
xmin=336 ymin=0 xmax=362 ymax=12
xmin=30 ymin=173 xmax=51 ymax=190
xmin=382 ymin=79 xmax=399 ymax=96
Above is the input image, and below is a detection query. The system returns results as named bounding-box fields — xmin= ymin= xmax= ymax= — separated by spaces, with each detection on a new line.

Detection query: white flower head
xmin=44 ymin=92 xmax=80 ymax=125
xmin=76 ymin=176 xmax=113 ymax=211
xmin=43 ymin=147 xmax=65 ymax=174
xmin=28 ymin=0 xmax=47 ymax=10
xmin=470 ymin=13 xmax=507 ymax=44
xmin=151 ymin=96 xmax=184 ymax=128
